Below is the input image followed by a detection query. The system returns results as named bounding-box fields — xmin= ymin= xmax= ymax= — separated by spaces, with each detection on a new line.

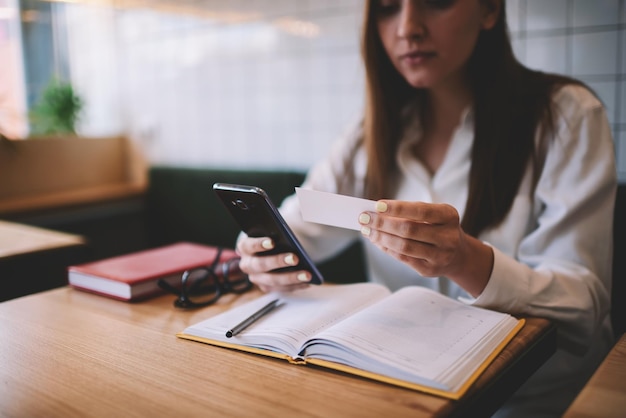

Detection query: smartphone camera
xmin=232 ymin=199 xmax=249 ymax=210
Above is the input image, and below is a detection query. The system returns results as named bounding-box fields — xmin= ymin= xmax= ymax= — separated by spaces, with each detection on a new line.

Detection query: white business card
xmin=295 ymin=187 xmax=376 ymax=231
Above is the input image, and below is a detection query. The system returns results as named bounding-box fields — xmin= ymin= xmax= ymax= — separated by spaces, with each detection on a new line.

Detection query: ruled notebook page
xmin=302 ymin=286 xmax=519 ymax=391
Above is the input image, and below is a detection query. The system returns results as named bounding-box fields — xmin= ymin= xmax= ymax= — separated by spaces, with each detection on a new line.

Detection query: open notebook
xmin=177 ymin=283 xmax=523 ymax=399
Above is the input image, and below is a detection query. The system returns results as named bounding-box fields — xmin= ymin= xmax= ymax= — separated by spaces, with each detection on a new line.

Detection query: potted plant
xmin=29 ymin=79 xmax=83 ymax=135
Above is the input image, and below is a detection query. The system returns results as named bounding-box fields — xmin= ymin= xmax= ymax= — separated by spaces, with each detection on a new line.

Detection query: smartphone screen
xmin=213 ymin=183 xmax=323 ymax=285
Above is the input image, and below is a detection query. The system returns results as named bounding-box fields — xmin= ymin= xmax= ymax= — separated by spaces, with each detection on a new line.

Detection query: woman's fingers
xmin=358 ymin=200 xmax=463 ymax=276
xmin=236 ymin=236 xmax=275 ymax=256
xmin=236 ymin=235 xmax=311 ymax=292
xmin=360 ymin=202 xmax=459 ymax=243
xmin=250 ymin=270 xmax=311 ymax=290
xmin=239 ymin=248 xmax=297 ymax=273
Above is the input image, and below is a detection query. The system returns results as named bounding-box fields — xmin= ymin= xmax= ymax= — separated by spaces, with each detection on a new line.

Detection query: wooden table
xmin=0 ymin=287 xmax=556 ymax=417
xmin=563 ymin=333 xmax=626 ymax=417
xmin=0 ymin=220 xmax=85 ymax=259
xmin=0 ymin=221 xmax=87 ymax=301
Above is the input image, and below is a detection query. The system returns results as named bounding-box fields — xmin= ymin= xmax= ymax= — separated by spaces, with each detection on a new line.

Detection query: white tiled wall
xmin=525 ymin=0 xmax=568 ymax=31
xmin=572 ymin=0 xmax=621 ymax=26
xmin=525 ymin=35 xmax=568 ymax=74
xmin=508 ymin=0 xmax=625 ymax=180
xmin=63 ymin=0 xmax=364 ymax=170
xmin=63 ymin=0 xmax=626 ymax=179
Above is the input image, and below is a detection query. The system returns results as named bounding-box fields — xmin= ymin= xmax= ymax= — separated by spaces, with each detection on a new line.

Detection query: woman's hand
xmin=358 ymin=200 xmax=494 ymax=297
xmin=236 ymin=235 xmax=311 ymax=293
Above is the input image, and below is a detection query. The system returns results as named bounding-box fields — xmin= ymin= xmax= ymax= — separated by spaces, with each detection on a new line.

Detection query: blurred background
xmin=1 ymin=1 xmax=625 ymax=318
xmin=2 ymin=0 xmax=625 ymax=338
xmin=1 ymin=0 xmax=625 ymax=178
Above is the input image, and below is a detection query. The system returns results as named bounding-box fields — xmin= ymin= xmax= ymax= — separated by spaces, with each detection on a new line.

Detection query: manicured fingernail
xmin=375 ymin=201 xmax=387 ymax=212
xmin=360 ymin=226 xmax=371 ymax=236
xmin=297 ymin=272 xmax=310 ymax=282
xmin=358 ymin=213 xmax=371 ymax=224
xmin=262 ymin=239 xmax=274 ymax=250
xmin=284 ymin=254 xmax=297 ymax=265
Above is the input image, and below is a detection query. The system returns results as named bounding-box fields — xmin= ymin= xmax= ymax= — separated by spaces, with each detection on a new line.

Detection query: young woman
xmin=237 ymin=0 xmax=617 ymax=416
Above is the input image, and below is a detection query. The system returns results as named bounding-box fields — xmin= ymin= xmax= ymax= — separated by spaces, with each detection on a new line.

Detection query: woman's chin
xmin=401 ymin=74 xmax=435 ymax=89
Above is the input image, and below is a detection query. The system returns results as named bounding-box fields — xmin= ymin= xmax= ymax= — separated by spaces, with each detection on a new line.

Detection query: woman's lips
xmin=400 ymin=50 xmax=436 ymax=65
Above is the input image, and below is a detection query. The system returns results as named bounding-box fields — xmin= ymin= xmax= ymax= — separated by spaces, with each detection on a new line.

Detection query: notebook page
xmin=303 ymin=286 xmax=518 ymax=391
xmin=182 ymin=283 xmax=390 ymax=358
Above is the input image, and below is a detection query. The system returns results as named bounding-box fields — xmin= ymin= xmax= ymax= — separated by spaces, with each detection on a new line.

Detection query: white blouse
xmin=278 ymin=84 xmax=617 ymax=417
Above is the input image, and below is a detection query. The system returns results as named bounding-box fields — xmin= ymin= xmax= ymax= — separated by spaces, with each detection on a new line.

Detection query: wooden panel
xmin=0 ymin=136 xmax=146 ymax=214
xmin=563 ymin=334 xmax=626 ymax=417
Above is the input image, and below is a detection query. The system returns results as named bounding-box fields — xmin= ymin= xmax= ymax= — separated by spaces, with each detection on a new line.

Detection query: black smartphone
xmin=213 ymin=183 xmax=323 ymax=285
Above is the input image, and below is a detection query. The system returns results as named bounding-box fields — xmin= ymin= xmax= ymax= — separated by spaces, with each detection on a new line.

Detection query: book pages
xmin=182 ymin=283 xmax=390 ymax=357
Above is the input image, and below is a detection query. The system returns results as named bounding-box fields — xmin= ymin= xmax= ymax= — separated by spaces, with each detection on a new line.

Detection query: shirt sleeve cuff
xmin=458 ymin=244 xmax=530 ymax=313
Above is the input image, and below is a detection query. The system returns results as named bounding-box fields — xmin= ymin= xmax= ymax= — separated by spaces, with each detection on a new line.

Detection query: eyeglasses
xmin=158 ymin=247 xmax=252 ymax=309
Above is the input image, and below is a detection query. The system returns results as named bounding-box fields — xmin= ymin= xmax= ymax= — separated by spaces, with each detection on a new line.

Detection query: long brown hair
xmin=360 ymin=0 xmax=581 ymax=236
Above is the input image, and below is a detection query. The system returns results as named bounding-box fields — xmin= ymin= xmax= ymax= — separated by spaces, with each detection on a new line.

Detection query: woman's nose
xmin=396 ymin=1 xmax=427 ymax=40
